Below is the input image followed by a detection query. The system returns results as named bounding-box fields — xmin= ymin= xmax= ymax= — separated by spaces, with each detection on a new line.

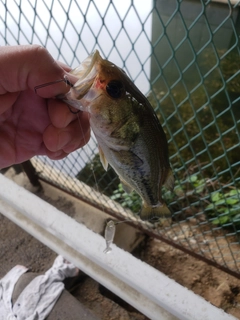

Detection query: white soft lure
xmin=103 ymin=220 xmax=116 ymax=254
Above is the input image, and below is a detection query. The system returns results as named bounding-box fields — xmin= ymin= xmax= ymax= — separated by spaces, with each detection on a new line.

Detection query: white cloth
xmin=0 ymin=256 xmax=78 ymax=320
xmin=0 ymin=265 xmax=28 ymax=320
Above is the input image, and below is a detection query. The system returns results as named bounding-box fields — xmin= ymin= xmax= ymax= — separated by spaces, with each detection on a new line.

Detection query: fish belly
xmin=97 ymin=135 xmax=171 ymax=223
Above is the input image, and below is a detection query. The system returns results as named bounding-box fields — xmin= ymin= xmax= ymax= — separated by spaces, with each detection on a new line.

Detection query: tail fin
xmin=103 ymin=247 xmax=112 ymax=254
xmin=140 ymin=203 xmax=172 ymax=225
xmin=103 ymin=243 xmax=112 ymax=254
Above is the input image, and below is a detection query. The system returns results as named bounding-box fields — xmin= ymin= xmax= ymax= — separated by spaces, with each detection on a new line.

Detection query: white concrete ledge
xmin=0 ymin=174 xmax=236 ymax=320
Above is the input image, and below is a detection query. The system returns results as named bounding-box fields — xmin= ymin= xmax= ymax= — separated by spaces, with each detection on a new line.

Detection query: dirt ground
xmin=136 ymin=238 xmax=240 ymax=319
xmin=0 ymin=190 xmax=148 ymax=320
xmin=1 ymin=171 xmax=240 ymax=319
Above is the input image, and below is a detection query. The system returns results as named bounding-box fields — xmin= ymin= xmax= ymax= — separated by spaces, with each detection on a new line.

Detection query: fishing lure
xmin=103 ymin=219 xmax=133 ymax=254
xmin=103 ymin=220 xmax=116 ymax=254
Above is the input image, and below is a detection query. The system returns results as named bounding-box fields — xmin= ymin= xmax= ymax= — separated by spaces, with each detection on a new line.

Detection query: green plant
xmin=206 ymin=189 xmax=240 ymax=226
xmin=110 ymin=173 xmax=240 ymax=228
xmin=110 ymin=183 xmax=142 ymax=213
xmin=171 ymin=173 xmax=240 ymax=227
xmin=76 ymin=153 xmax=119 ymax=196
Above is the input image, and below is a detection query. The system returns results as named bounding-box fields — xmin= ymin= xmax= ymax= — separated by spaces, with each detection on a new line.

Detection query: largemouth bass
xmin=63 ymin=50 xmax=174 ymax=223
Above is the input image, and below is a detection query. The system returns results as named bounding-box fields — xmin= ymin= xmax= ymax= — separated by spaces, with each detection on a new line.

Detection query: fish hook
xmin=34 ymin=77 xmax=80 ymax=115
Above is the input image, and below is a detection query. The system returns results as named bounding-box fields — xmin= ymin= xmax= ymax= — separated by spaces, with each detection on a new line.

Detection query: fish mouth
xmin=71 ymin=50 xmax=102 ymax=100
xmin=62 ymin=50 xmax=103 ymax=110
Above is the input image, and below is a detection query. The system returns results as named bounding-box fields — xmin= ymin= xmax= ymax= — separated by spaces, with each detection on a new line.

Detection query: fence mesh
xmin=1 ymin=0 xmax=240 ymax=274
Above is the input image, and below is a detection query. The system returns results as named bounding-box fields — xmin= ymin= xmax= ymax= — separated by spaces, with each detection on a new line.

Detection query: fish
xmin=103 ymin=220 xmax=116 ymax=254
xmin=63 ymin=50 xmax=174 ymax=224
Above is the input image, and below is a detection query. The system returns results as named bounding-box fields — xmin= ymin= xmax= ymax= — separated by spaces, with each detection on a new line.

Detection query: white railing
xmin=0 ymin=174 xmax=236 ymax=320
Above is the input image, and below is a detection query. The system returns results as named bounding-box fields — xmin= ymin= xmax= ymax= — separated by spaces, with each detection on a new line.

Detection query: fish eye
xmin=106 ymin=80 xmax=124 ymax=99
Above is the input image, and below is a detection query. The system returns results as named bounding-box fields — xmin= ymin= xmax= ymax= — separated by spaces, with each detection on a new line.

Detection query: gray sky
xmin=1 ymin=0 xmax=153 ymax=93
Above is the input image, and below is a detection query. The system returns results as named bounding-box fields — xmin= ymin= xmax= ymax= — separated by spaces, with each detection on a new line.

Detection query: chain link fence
xmin=1 ymin=0 xmax=240 ymax=275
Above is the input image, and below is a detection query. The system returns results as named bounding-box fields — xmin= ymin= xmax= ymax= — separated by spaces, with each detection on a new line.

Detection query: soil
xmin=1 ymin=169 xmax=240 ymax=319
xmin=136 ymin=238 xmax=240 ymax=319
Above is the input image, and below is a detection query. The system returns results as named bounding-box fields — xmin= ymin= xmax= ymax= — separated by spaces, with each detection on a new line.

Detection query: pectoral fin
xmin=99 ymin=146 xmax=108 ymax=171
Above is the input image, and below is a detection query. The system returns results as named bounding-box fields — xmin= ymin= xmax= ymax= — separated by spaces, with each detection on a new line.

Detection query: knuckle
xmin=30 ymin=45 xmax=50 ymax=60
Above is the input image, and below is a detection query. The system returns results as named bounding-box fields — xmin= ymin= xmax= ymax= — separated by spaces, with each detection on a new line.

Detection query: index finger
xmin=0 ymin=45 xmax=70 ymax=98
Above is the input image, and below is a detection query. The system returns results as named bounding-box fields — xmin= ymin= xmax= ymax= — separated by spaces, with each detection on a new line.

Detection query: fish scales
xmin=63 ymin=50 xmax=174 ymax=224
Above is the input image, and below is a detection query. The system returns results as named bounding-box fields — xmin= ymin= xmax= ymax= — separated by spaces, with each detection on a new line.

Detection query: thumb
xmin=0 ymin=45 xmax=70 ymax=98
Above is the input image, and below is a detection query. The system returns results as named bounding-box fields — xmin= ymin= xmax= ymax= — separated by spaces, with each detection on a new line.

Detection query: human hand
xmin=0 ymin=45 xmax=90 ymax=169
